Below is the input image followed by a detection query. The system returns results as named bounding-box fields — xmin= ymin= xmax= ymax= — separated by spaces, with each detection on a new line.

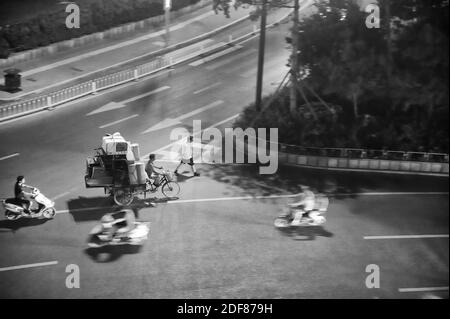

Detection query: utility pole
xmin=255 ymin=0 xmax=268 ymax=112
xmin=290 ymin=0 xmax=299 ymax=114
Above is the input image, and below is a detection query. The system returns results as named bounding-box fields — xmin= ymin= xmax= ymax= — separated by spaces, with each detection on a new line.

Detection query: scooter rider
xmin=288 ymin=185 xmax=316 ymax=223
xmin=100 ymin=211 xmax=135 ymax=242
xmin=14 ymin=176 xmax=34 ymax=214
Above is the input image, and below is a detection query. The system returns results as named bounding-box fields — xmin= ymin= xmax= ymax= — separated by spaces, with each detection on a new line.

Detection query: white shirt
xmin=180 ymin=141 xmax=193 ymax=160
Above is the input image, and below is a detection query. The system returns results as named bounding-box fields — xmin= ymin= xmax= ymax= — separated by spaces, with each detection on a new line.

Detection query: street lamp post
xmin=164 ymin=0 xmax=172 ymax=47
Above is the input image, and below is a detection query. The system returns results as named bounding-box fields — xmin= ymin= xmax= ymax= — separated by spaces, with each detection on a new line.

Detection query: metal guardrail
xmin=279 ymin=144 xmax=449 ymax=163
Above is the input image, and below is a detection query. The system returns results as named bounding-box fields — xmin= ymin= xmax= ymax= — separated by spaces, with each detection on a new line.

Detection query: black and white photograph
xmin=0 ymin=0 xmax=448 ymax=301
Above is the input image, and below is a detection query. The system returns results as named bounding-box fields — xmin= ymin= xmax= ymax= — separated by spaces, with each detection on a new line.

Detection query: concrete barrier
xmin=278 ymin=153 xmax=448 ymax=176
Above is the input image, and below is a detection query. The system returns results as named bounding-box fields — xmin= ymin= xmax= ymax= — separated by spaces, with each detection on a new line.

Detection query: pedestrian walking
xmin=174 ymin=135 xmax=200 ymax=176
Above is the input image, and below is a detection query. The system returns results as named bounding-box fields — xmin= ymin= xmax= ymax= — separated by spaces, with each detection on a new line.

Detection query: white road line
xmin=99 ymin=114 xmax=139 ymax=128
xmin=205 ymin=48 xmax=257 ymax=71
xmin=167 ymin=193 xmax=302 ymax=204
xmin=0 ymin=153 xmax=20 ymax=161
xmin=335 ymin=191 xmax=449 ymax=196
xmin=399 ymin=287 xmax=449 ymax=293
xmin=87 ymin=86 xmax=171 ymax=116
xmin=0 ymin=261 xmax=58 ymax=272
xmin=364 ymin=234 xmax=449 ymax=240
xmin=53 ymin=190 xmax=449 ymax=214
xmin=193 ymin=82 xmax=222 ymax=95
xmin=51 ymin=191 xmax=71 ymax=201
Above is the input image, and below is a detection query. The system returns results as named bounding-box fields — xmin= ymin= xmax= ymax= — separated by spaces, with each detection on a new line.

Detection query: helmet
xmin=101 ymin=214 xmax=114 ymax=224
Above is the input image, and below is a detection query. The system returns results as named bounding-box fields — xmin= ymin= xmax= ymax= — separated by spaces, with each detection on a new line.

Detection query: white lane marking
xmin=0 ymin=261 xmax=58 ymax=272
xmin=99 ymin=114 xmax=139 ymax=128
xmin=55 ymin=193 xmax=301 ymax=214
xmin=336 ymin=192 xmax=449 ymax=196
xmin=152 ymin=41 xmax=165 ymax=46
xmin=399 ymin=287 xmax=449 ymax=293
xmin=53 ymin=190 xmax=449 ymax=214
xmin=193 ymin=82 xmax=222 ymax=95
xmin=205 ymin=48 xmax=257 ymax=71
xmin=51 ymin=191 xmax=71 ymax=201
xmin=141 ymin=100 xmax=224 ymax=133
xmin=56 ymin=206 xmax=111 ymax=214
xmin=0 ymin=153 xmax=20 ymax=161
xmin=364 ymin=234 xmax=449 ymax=240
xmin=87 ymin=86 xmax=171 ymax=116
xmin=167 ymin=193 xmax=302 ymax=204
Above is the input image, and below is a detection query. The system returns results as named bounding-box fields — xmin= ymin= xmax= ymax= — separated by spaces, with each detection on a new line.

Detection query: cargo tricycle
xmin=84 ymin=133 xmax=180 ymax=206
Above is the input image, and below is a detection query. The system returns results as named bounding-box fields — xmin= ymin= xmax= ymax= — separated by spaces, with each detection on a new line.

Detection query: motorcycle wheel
xmin=42 ymin=208 xmax=56 ymax=219
xmin=5 ymin=212 xmax=20 ymax=220
xmin=162 ymin=182 xmax=180 ymax=198
xmin=274 ymin=218 xmax=290 ymax=228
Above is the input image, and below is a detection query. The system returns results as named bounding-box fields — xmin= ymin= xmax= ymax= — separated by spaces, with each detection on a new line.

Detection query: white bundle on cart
xmin=102 ymin=132 xmax=129 ymax=155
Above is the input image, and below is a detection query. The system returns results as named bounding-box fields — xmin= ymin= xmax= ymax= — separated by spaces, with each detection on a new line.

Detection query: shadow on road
xmin=199 ymin=164 xmax=364 ymax=198
xmin=66 ymin=196 xmax=114 ymax=222
xmin=66 ymin=195 xmax=160 ymax=222
xmin=276 ymin=226 xmax=334 ymax=241
xmin=84 ymin=245 xmax=142 ymax=263
xmin=174 ymin=173 xmax=195 ymax=183
xmin=0 ymin=218 xmax=51 ymax=232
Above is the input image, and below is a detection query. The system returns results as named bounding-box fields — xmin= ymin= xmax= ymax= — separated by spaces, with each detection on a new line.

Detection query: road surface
xmin=0 ymin=17 xmax=448 ymax=299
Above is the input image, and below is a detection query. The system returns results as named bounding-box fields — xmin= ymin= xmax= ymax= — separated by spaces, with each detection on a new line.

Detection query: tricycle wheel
xmin=113 ymin=189 xmax=134 ymax=206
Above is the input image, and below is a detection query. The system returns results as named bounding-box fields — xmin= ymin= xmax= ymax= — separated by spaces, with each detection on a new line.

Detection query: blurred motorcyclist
xmin=100 ymin=210 xmax=136 ymax=242
xmin=288 ymin=185 xmax=316 ymax=222
xmin=14 ymin=176 xmax=34 ymax=214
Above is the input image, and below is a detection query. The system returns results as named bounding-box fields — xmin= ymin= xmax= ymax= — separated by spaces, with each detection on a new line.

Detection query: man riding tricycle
xmin=84 ymin=132 xmax=180 ymax=206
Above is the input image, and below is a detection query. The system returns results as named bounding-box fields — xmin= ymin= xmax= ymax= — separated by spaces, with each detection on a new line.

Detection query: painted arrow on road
xmin=141 ymin=100 xmax=224 ymax=133
xmin=86 ymin=86 xmax=171 ymax=116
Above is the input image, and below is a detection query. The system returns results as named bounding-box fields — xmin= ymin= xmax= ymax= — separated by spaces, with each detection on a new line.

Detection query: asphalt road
xmin=0 ymin=18 xmax=448 ymax=299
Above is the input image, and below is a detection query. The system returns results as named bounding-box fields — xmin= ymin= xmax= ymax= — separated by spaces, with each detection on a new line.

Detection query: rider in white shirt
xmin=289 ymin=185 xmax=316 ymax=224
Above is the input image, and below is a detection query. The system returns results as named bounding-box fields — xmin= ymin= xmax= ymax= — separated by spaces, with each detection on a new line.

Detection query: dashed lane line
xmin=399 ymin=287 xmax=449 ymax=293
xmin=0 ymin=261 xmax=58 ymax=272
xmin=193 ymin=82 xmax=222 ymax=95
xmin=364 ymin=234 xmax=449 ymax=240
xmin=0 ymin=153 xmax=20 ymax=161
xmin=99 ymin=114 xmax=139 ymax=129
